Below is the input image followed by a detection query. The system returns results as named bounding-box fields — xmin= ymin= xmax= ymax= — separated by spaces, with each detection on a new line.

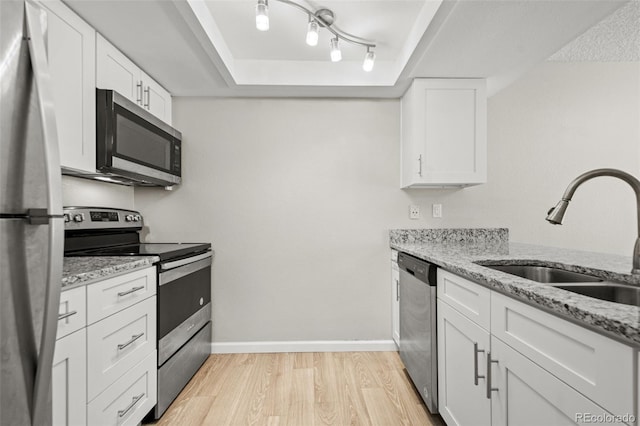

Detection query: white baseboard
xmin=210 ymin=339 xmax=398 ymax=354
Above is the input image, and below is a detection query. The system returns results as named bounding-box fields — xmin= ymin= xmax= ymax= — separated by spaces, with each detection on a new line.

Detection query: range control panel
xmin=64 ymin=207 xmax=143 ymax=231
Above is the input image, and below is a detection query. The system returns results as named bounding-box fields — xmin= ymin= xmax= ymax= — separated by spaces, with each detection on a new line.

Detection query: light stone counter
xmin=62 ymin=256 xmax=159 ymax=289
xmin=390 ymin=228 xmax=640 ymax=347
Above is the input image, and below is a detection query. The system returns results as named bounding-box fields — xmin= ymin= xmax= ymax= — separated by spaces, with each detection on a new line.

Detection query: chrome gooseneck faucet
xmin=546 ymin=168 xmax=640 ymax=275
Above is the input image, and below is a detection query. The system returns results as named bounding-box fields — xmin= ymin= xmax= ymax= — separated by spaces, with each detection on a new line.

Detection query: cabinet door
xmin=52 ymin=329 xmax=87 ymax=426
xmin=490 ymin=337 xmax=621 ymax=426
xmin=141 ymin=70 xmax=172 ymax=124
xmin=391 ymin=260 xmax=400 ymax=346
xmin=401 ymin=79 xmax=486 ymax=188
xmin=40 ymin=0 xmax=96 ymax=173
xmin=96 ymin=34 xmax=142 ymax=105
xmin=438 ymin=299 xmax=491 ymax=426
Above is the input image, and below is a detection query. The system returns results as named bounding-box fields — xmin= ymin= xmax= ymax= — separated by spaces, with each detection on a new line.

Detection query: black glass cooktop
xmin=69 ymin=242 xmax=211 ymax=262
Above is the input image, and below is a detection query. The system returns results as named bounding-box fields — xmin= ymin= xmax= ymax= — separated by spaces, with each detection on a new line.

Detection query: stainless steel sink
xmin=478 ymin=263 xmax=640 ymax=306
xmin=552 ymin=282 xmax=640 ymax=306
xmin=479 ymin=264 xmax=603 ymax=283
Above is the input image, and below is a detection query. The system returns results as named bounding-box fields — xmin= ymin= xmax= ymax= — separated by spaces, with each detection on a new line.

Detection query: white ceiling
xmin=65 ymin=0 xmax=633 ymax=98
xmin=192 ymin=0 xmax=441 ymax=86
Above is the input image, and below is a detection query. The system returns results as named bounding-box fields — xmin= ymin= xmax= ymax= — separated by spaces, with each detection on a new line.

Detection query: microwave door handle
xmin=25 ymin=2 xmax=65 ymax=425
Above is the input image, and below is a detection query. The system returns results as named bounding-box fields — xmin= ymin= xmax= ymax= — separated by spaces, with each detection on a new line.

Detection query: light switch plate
xmin=432 ymin=204 xmax=442 ymax=218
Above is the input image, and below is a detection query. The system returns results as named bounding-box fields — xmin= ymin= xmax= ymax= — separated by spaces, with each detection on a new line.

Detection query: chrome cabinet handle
xmin=118 ymin=393 xmax=144 ymax=417
xmin=144 ymin=86 xmax=150 ymax=109
xmin=474 ymin=343 xmax=485 ymax=386
xmin=58 ymin=310 xmax=78 ymax=321
xmin=418 ymin=154 xmax=423 ymax=177
xmin=136 ymin=81 xmax=143 ymax=104
xmin=117 ymin=285 xmax=145 ymax=297
xmin=117 ymin=333 xmax=144 ymax=350
xmin=396 ymin=278 xmax=399 ymax=301
xmin=486 ymin=352 xmax=499 ymax=399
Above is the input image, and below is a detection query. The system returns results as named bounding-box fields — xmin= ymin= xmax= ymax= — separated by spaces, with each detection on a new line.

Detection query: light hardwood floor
xmin=150 ymin=352 xmax=445 ymax=426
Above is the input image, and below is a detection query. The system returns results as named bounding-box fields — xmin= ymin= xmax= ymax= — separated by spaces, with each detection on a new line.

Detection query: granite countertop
xmin=62 ymin=256 xmax=159 ymax=289
xmin=390 ymin=229 xmax=640 ymax=347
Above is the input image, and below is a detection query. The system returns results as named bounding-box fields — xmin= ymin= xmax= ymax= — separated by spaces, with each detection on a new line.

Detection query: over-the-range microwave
xmin=95 ymin=88 xmax=182 ymax=187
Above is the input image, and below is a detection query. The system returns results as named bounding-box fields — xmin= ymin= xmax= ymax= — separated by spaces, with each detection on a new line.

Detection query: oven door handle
xmin=160 ymin=251 xmax=212 ymax=271
xmin=159 ymin=255 xmax=212 ymax=287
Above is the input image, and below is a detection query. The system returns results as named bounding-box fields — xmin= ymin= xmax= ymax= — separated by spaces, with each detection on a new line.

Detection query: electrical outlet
xmin=432 ymin=204 xmax=442 ymax=218
xmin=409 ymin=205 xmax=420 ymax=219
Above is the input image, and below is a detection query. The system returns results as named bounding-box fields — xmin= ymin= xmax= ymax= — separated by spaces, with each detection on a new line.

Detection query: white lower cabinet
xmin=437 ymin=300 xmax=490 ymax=426
xmin=53 ymin=266 xmax=157 ymax=426
xmin=437 ymin=268 xmax=637 ymax=426
xmin=490 ymin=337 xmax=619 ymax=426
xmin=87 ymin=350 xmax=157 ymax=426
xmin=52 ymin=329 xmax=87 ymax=426
xmin=87 ymin=296 xmax=156 ymax=401
xmin=391 ymin=250 xmax=400 ymax=346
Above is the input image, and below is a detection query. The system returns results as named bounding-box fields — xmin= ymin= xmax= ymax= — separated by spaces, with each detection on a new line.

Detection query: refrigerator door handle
xmin=24 ymin=2 xmax=64 ymax=425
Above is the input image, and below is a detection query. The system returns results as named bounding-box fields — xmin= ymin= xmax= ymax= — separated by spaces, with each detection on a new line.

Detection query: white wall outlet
xmin=409 ymin=205 xmax=420 ymax=219
xmin=432 ymin=204 xmax=442 ymax=218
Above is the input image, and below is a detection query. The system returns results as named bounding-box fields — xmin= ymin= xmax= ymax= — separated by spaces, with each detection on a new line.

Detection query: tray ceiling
xmin=65 ymin=0 xmax=632 ymax=98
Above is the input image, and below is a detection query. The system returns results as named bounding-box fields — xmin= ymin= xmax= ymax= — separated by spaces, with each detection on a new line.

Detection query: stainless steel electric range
xmin=64 ymin=206 xmax=212 ymax=419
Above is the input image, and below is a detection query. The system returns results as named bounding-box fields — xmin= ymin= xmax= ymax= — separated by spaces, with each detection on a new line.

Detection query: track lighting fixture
xmin=255 ymin=0 xmax=269 ymax=32
xmin=255 ymin=0 xmax=376 ymax=71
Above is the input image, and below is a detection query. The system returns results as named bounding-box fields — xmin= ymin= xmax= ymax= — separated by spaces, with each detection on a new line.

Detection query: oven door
xmin=157 ymin=251 xmax=212 ymax=366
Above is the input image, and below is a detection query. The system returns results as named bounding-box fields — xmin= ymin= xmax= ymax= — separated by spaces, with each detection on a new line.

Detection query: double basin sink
xmin=476 ymin=263 xmax=640 ymax=307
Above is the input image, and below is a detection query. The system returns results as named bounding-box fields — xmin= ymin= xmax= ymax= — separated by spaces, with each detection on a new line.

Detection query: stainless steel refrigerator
xmin=1 ymin=1 xmax=64 ymax=425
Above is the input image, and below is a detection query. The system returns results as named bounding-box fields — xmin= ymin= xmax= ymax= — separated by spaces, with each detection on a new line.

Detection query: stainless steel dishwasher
xmin=398 ymin=252 xmax=438 ymax=413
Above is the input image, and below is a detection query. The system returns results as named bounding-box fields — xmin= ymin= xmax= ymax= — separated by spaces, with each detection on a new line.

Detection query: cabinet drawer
xmin=437 ymin=269 xmax=491 ymax=330
xmin=491 ymin=292 xmax=635 ymax=417
xmin=57 ymin=285 xmax=86 ymax=339
xmin=87 ymin=296 xmax=156 ymax=401
xmin=87 ymin=266 xmax=156 ymax=324
xmin=87 ymin=350 xmax=157 ymax=426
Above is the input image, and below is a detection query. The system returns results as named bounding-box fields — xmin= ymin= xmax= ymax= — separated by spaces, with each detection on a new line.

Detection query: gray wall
xmin=66 ymin=61 xmax=639 ymax=345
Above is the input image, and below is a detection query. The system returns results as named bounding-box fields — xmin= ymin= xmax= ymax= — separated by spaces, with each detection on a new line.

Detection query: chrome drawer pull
xmin=117 ymin=333 xmax=144 ymax=351
xmin=117 ymin=285 xmax=145 ymax=297
xmin=58 ymin=310 xmax=78 ymax=321
xmin=473 ymin=342 xmax=485 ymax=386
xmin=117 ymin=393 xmax=144 ymax=418
xmin=486 ymin=352 xmax=499 ymax=399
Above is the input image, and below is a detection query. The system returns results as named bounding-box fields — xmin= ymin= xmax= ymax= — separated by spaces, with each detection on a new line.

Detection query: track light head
xmin=306 ymin=17 xmax=319 ymax=46
xmin=330 ymin=38 xmax=342 ymax=62
xmin=256 ymin=0 xmax=269 ymax=31
xmin=363 ymin=48 xmax=375 ymax=72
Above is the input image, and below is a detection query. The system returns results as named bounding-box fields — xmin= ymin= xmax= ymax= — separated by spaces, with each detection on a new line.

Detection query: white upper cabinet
xmin=141 ymin=69 xmax=172 ymax=123
xmin=96 ymin=34 xmax=172 ymax=124
xmin=39 ymin=0 xmax=96 ymax=173
xmin=401 ymin=79 xmax=487 ymax=188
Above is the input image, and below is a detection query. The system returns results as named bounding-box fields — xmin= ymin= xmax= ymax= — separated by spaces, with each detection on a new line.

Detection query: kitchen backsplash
xmin=390 ymin=228 xmax=509 ymax=248
xmin=62 ymin=175 xmax=134 ymax=210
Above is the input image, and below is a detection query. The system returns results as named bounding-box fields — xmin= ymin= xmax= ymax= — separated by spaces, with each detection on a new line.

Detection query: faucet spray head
xmin=546 ymin=200 xmax=569 ymax=225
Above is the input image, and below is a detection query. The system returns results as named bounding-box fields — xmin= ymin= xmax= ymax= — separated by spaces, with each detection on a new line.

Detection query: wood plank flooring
xmin=150 ymin=352 xmax=445 ymax=426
